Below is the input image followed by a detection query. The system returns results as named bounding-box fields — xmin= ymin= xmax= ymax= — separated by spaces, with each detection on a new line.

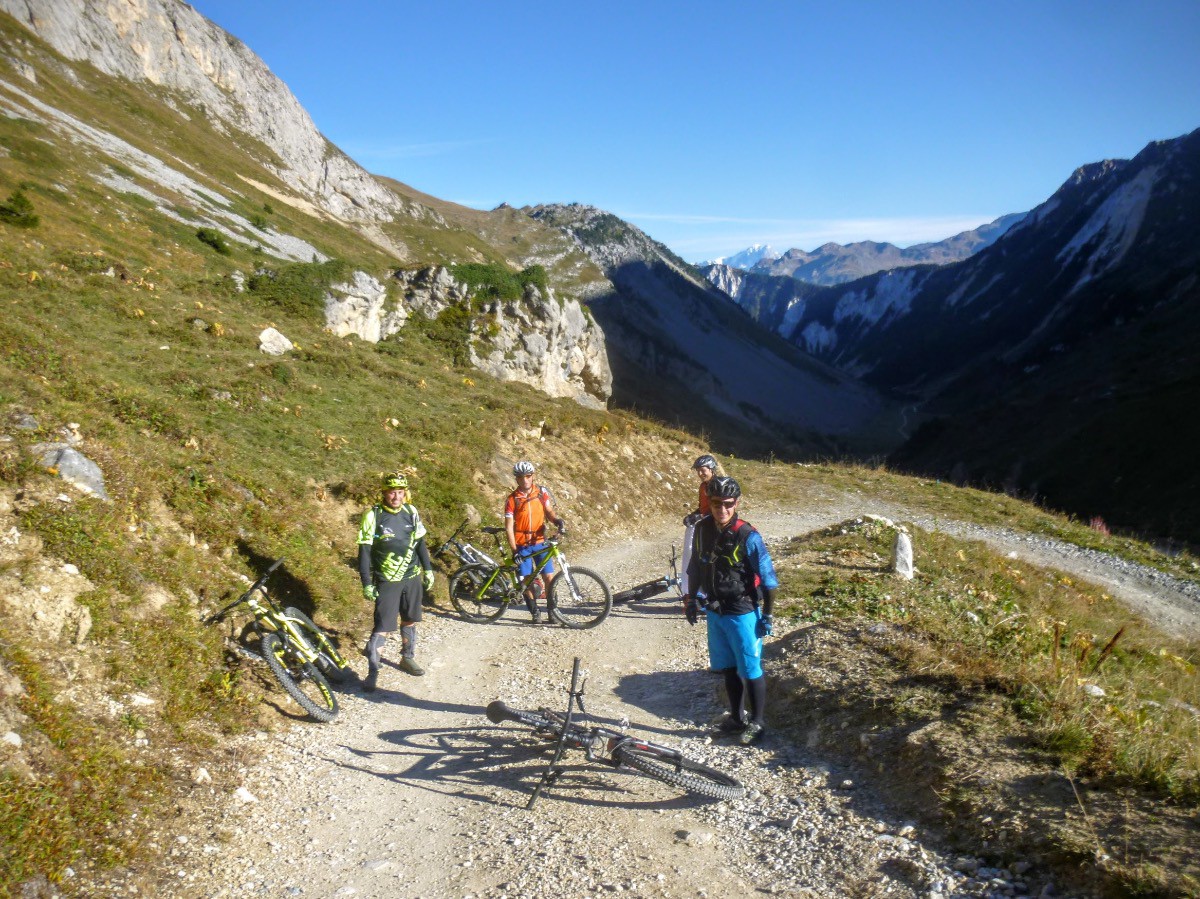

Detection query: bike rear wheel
xmin=260 ymin=632 xmax=339 ymax=722
xmin=449 ymin=563 xmax=510 ymax=623
xmin=283 ymin=607 xmax=347 ymax=682
xmin=548 ymin=566 xmax=612 ymax=629
xmin=615 ymin=746 xmax=744 ymax=800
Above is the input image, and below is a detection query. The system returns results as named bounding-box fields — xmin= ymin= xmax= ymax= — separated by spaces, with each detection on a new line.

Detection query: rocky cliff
xmin=0 ymin=0 xmax=436 ymax=232
xmin=323 ymin=266 xmax=612 ymax=409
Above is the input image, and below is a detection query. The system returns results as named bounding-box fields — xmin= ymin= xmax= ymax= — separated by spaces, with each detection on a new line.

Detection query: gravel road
xmin=117 ymin=502 xmax=1198 ymax=899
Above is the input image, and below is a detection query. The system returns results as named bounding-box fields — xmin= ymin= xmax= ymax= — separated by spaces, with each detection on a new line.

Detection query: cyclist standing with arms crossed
xmin=505 ymin=461 xmax=565 ymax=624
xmin=358 ymin=473 xmax=435 ymax=689
xmin=683 ymin=476 xmax=778 ymax=745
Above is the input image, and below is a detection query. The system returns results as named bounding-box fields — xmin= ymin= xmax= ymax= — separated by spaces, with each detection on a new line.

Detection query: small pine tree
xmin=0 ymin=189 xmax=39 ymax=228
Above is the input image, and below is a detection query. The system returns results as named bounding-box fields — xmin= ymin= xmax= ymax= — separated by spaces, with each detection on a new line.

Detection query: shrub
xmin=196 ymin=227 xmax=231 ymax=255
xmin=0 ymin=189 xmax=39 ymax=228
xmin=247 ymin=259 xmax=350 ymax=317
xmin=449 ymin=262 xmax=550 ymax=304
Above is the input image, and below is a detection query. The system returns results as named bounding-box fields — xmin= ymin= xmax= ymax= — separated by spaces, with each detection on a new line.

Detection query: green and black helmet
xmin=382 ymin=473 xmax=409 ymax=490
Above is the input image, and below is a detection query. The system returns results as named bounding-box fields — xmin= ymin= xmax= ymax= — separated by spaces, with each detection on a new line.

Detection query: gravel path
xmin=133 ymin=502 xmax=1199 ymax=899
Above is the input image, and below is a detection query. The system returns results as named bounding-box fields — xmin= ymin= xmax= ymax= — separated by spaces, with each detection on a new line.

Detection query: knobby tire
xmin=615 ymin=747 xmax=744 ymax=800
xmin=260 ymin=632 xmax=338 ymax=722
xmin=449 ymin=563 xmax=509 ymax=623
xmin=548 ymin=566 xmax=612 ymax=629
xmin=283 ymin=606 xmax=346 ymax=682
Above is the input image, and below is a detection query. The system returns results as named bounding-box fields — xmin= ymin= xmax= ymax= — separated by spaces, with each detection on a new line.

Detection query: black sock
xmin=723 ymin=670 xmax=745 ymax=723
xmin=746 ymin=675 xmax=766 ymax=726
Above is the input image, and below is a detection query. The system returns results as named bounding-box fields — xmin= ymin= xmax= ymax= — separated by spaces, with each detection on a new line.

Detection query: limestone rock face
xmin=323 ymin=271 xmax=407 ymax=343
xmin=0 ymin=0 xmax=435 ymax=227
xmin=471 ymin=282 xmax=612 ymax=410
xmin=323 ymin=267 xmax=611 ymax=409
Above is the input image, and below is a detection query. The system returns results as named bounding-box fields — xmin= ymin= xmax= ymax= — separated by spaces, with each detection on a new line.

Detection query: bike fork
xmin=527 ymin=657 xmax=585 ymax=810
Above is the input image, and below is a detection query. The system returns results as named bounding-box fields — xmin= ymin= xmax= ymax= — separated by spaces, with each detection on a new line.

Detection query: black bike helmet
xmin=706 ymin=476 xmax=741 ymax=500
xmin=692 ymin=454 xmax=717 ymax=471
xmin=382 ymin=472 xmax=409 ymax=490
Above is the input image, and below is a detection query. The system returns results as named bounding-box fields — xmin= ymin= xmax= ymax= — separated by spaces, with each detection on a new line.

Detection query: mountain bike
xmin=205 ymin=558 xmax=348 ymax=723
xmin=487 ymin=657 xmax=744 ymax=807
xmin=433 ymin=518 xmax=503 ymax=581
xmin=448 ymin=535 xmax=612 ymax=629
xmin=612 ymin=544 xmax=683 ymax=604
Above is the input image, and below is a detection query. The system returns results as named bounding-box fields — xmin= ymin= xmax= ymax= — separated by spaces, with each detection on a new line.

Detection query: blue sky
xmin=192 ymin=1 xmax=1200 ymax=262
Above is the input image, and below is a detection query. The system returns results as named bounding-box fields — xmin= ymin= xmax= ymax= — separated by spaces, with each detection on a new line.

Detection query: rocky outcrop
xmin=323 ymin=267 xmax=611 ymax=409
xmin=469 ymin=281 xmax=611 ymax=410
xmin=0 ymin=0 xmax=436 ymax=228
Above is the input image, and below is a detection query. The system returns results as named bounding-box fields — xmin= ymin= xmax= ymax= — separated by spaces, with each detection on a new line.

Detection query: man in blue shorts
xmin=683 ymin=476 xmax=778 ymax=745
xmin=504 ymin=461 xmax=565 ymax=623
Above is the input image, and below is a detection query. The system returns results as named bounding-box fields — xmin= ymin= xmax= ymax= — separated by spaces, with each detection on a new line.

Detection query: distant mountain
xmin=749 ymin=214 xmax=1026 ymax=285
xmin=703 ymin=244 xmax=780 ymax=270
xmin=523 ymin=204 xmax=900 ymax=457
xmin=715 ymin=131 xmax=1200 ymax=539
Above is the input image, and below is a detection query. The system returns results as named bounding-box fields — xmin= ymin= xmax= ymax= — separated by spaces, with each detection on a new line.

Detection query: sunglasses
xmin=712 ymin=498 xmax=738 ymax=508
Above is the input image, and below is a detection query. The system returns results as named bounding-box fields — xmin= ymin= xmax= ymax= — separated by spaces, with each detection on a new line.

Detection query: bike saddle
xmin=481 ymin=526 xmax=504 ymax=535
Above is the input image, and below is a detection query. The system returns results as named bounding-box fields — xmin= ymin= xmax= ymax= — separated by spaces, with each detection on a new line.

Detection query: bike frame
xmin=209 ymin=562 xmax=346 ymax=671
xmin=479 ymin=540 xmax=572 ymax=606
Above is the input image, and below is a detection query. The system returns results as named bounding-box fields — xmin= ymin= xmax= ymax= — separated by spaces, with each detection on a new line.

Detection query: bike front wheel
xmin=449 ymin=563 xmax=510 ymax=623
xmin=548 ymin=566 xmax=612 ymax=629
xmin=615 ymin=747 xmax=744 ymax=801
xmin=260 ymin=632 xmax=339 ymax=722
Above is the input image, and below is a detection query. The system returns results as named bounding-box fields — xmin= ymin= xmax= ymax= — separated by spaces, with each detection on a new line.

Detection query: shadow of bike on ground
xmin=319 ymin=720 xmax=722 ymax=812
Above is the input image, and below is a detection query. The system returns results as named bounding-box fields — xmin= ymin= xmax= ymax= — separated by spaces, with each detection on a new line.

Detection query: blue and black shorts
xmin=705 ymin=609 xmax=764 ymax=679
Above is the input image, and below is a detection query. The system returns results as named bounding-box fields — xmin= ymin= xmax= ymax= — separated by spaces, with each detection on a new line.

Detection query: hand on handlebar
xmin=684 ymin=596 xmax=699 ymax=626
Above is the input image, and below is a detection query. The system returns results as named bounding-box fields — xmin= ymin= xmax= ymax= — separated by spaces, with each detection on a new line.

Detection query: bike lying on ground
xmin=612 ymin=544 xmax=683 ymax=605
xmin=447 ymin=529 xmax=612 ymax=629
xmin=487 ymin=657 xmax=744 ymax=807
xmin=205 ymin=558 xmax=348 ymax=723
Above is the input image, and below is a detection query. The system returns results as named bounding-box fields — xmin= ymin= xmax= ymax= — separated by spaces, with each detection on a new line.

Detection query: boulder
xmin=33 ymin=443 xmax=110 ymax=500
xmin=258 ymin=327 xmax=293 ymax=356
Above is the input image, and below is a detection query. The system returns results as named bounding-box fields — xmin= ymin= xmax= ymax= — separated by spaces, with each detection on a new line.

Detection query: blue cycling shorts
xmin=705 ymin=609 xmax=764 ymax=679
xmin=515 ymin=542 xmax=556 ymax=579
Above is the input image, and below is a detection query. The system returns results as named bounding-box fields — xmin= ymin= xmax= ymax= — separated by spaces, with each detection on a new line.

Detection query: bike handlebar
xmin=205 ymin=558 xmax=285 ymax=624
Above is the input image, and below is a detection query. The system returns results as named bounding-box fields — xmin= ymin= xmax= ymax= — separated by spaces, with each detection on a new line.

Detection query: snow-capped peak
xmin=704 ymin=244 xmax=780 ymax=270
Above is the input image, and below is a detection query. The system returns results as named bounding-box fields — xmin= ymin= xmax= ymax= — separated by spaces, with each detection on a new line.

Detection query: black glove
xmin=683 ymin=511 xmax=702 ymax=527
xmin=556 ymin=518 xmax=567 ymax=537
xmin=755 ymin=615 xmax=774 ymax=638
xmin=684 ymin=596 xmax=699 ymax=626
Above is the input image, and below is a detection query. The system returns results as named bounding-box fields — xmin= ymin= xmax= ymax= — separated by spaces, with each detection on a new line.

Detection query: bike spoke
xmin=548 ymin=567 xmax=612 ymax=629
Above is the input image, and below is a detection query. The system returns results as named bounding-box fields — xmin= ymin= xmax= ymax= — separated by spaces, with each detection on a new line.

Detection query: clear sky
xmin=190 ymin=1 xmax=1200 ymax=262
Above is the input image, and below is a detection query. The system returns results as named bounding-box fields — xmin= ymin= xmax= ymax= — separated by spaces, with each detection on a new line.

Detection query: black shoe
xmin=713 ymin=714 xmax=748 ymax=735
xmin=363 ymin=669 xmax=379 ymax=692
xmin=399 ymin=657 xmax=425 ymax=677
xmin=739 ymin=722 xmax=765 ymax=745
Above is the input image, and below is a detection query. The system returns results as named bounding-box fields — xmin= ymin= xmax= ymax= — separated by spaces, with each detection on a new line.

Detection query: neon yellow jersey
xmin=358 ymin=503 xmax=426 ymax=582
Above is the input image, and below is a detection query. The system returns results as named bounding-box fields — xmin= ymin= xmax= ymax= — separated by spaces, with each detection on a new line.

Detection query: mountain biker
xmin=681 ymin=454 xmax=725 ymax=596
xmin=504 ymin=460 xmax=565 ymax=624
xmin=358 ymin=473 xmax=435 ymax=688
xmin=683 ymin=476 xmax=778 ymax=745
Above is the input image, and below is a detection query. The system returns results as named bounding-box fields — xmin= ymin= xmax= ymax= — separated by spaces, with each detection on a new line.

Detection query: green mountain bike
xmin=206 ymin=558 xmax=348 ymax=722
xmin=447 ymin=535 xmax=612 ymax=629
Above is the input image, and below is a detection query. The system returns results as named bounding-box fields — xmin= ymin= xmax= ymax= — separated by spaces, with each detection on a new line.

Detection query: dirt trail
xmin=113 ymin=500 xmax=1198 ymax=899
